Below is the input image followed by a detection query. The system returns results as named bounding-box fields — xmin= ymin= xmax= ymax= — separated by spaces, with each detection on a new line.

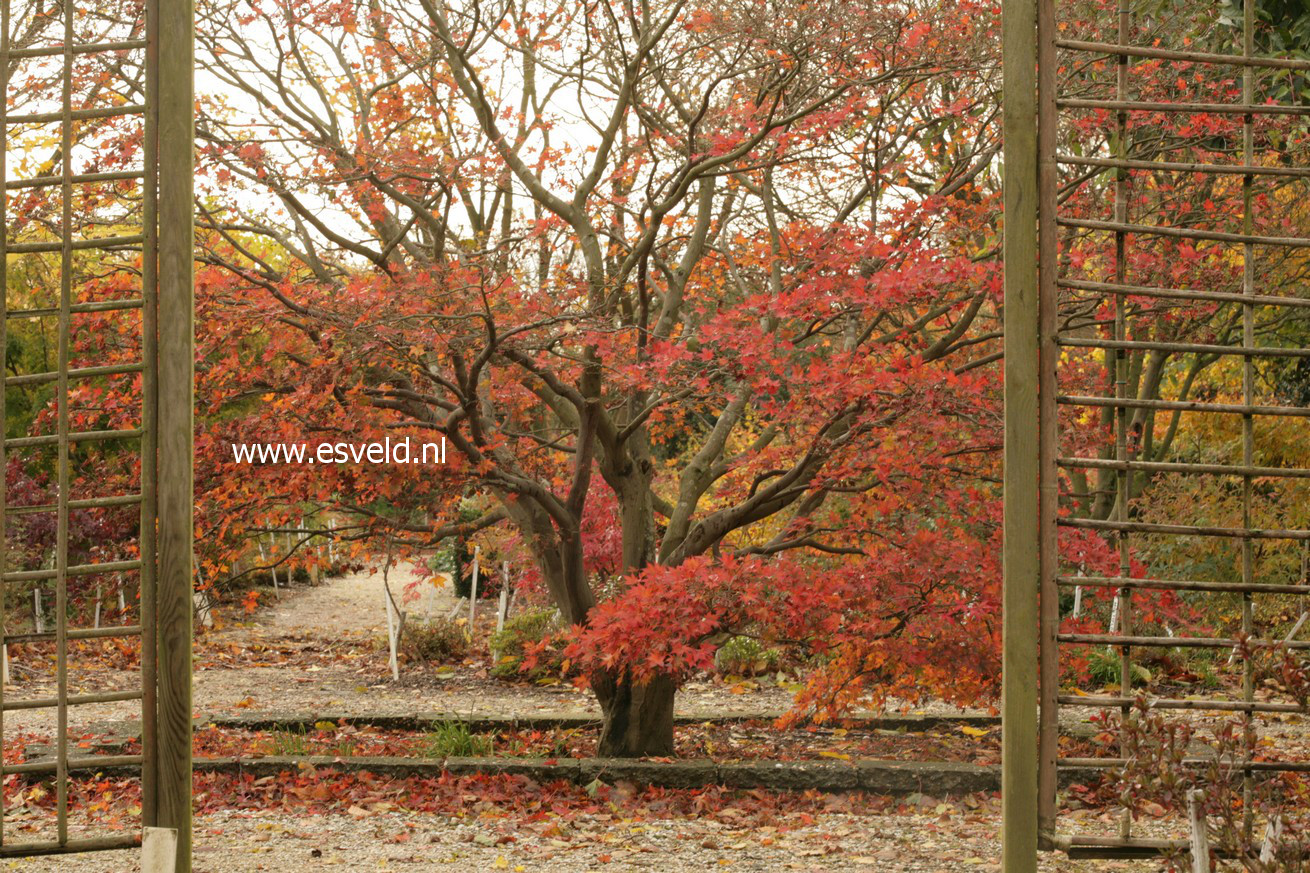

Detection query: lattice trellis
xmin=1006 ymin=0 xmax=1310 ymax=865
xmin=0 ymin=0 xmax=192 ymax=865
xmin=1005 ymin=0 xmax=1310 ymax=865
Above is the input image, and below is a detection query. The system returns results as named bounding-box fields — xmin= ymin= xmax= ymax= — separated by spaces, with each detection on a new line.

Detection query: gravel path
xmin=0 ymin=565 xmax=1179 ymax=871
xmin=250 ymin=561 xmax=446 ymax=637
xmin=6 ymin=808 xmax=1156 ymax=872
xmin=9 ymin=562 xmax=985 ymax=736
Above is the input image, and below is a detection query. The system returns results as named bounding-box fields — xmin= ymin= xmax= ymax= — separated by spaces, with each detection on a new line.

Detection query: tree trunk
xmin=592 ymin=670 xmax=677 ymax=757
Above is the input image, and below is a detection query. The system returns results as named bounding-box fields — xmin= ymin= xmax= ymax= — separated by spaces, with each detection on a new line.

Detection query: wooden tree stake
xmin=141 ymin=827 xmax=178 ymax=873
xmin=468 ymin=546 xmax=480 ymax=628
xmin=1188 ymin=789 xmax=1210 ymax=873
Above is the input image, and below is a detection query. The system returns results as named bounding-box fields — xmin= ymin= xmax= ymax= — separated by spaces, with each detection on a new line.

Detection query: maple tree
xmin=180 ymin=0 xmax=1024 ymax=755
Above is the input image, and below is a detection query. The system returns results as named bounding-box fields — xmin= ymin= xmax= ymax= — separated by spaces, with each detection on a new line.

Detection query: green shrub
xmin=418 ymin=721 xmax=492 ymax=757
xmin=489 ymin=609 xmax=564 ymax=681
xmin=715 ymin=635 xmax=782 ymax=677
xmin=1088 ymin=646 xmax=1151 ymax=687
xmin=400 ymin=617 xmax=469 ymax=664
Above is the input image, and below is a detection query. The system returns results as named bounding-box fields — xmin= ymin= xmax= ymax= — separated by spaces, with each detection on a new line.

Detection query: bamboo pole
xmin=3 ymin=688 xmax=146 ymax=711
xmin=141 ymin=0 xmax=163 ymax=814
xmin=1111 ymin=4 xmax=1134 ymax=841
xmin=6 ymin=626 xmax=144 ymax=645
xmin=1035 ymin=0 xmax=1059 ymax=845
xmin=2 ymin=560 xmax=146 ymax=582
xmin=496 ymin=562 xmax=510 ymax=634
xmin=5 ymin=362 xmax=146 ymax=387
xmin=4 ymin=105 xmax=147 ymax=126
xmin=1056 ymin=38 xmax=1310 ymax=70
xmin=1058 ymin=217 xmax=1310 ymax=249
xmin=5 ymin=428 xmax=145 ymax=448
xmin=1060 ymin=277 xmax=1310 ymax=311
xmin=0 ymin=835 xmax=143 ymax=858
xmin=1058 ymin=97 xmax=1310 ymax=116
xmin=0 ymin=2 xmax=10 ymax=842
xmin=1061 ymin=757 xmax=1310 ymax=772
xmin=1062 ymin=517 xmax=1310 ymax=540
xmin=1239 ymin=5 xmax=1258 ymax=838
xmin=5 ymin=170 xmax=145 ymax=190
xmin=5 ymin=494 xmax=143 ymax=517
xmin=55 ymin=0 xmax=76 ymax=839
xmin=4 ymin=755 xmax=147 ymax=777
xmin=1057 ymin=153 xmax=1310 ymax=179
xmin=1057 ymin=336 xmax=1310 ymax=359
xmin=1057 ymin=695 xmax=1304 ymax=713
xmin=1058 ymin=394 xmax=1310 ymax=418
xmin=1057 ymin=457 xmax=1310 ymax=479
xmin=1056 ymin=575 xmax=1310 ymax=595
xmin=8 ymin=39 xmax=148 ymax=59
xmin=1059 ymin=632 xmax=1310 ymax=649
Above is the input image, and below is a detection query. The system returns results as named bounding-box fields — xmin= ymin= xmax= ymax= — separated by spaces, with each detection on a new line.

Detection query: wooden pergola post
xmin=155 ymin=0 xmax=195 ymax=864
xmin=1001 ymin=0 xmax=1039 ymax=865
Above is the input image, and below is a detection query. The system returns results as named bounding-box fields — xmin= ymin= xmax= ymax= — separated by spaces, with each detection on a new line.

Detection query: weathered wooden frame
xmin=0 ymin=0 xmax=193 ymax=866
xmin=1006 ymin=0 xmax=1310 ymax=865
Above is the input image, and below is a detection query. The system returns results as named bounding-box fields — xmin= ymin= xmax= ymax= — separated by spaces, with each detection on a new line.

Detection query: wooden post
xmin=156 ymin=0 xmax=194 ymax=861
xmin=1002 ymin=0 xmax=1039 ymax=863
xmin=142 ymin=827 xmax=178 ymax=873
xmin=1188 ymin=790 xmax=1210 ymax=873
xmin=1260 ymin=815 xmax=1282 ymax=865
xmin=381 ymin=553 xmax=404 ymax=681
xmin=260 ymin=537 xmax=279 ymax=593
xmin=1035 ymin=0 xmax=1060 ymax=836
xmin=468 ymin=546 xmax=480 ymax=627
xmin=383 ymin=583 xmax=401 ymax=681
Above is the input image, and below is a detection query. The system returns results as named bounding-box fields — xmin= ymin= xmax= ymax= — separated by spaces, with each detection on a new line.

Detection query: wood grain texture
xmin=156 ymin=0 xmax=194 ymax=865
xmin=1000 ymin=0 xmax=1039 ymax=866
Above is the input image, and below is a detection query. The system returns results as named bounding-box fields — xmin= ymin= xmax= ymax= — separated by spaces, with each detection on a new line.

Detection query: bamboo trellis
xmin=1005 ymin=0 xmax=1310 ymax=867
xmin=0 ymin=0 xmax=192 ymax=866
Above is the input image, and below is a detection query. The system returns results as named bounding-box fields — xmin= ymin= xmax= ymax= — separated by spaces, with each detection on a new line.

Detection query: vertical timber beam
xmin=157 ymin=0 xmax=194 ymax=864
xmin=1002 ymin=0 xmax=1039 ymax=865
xmin=1239 ymin=0 xmax=1256 ymax=841
xmin=1113 ymin=0 xmax=1134 ymax=843
xmin=142 ymin=0 xmax=161 ymax=828
xmin=1035 ymin=0 xmax=1059 ymax=848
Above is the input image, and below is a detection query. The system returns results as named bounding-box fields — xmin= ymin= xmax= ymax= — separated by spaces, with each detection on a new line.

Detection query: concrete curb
xmin=191 ymin=754 xmax=1000 ymax=795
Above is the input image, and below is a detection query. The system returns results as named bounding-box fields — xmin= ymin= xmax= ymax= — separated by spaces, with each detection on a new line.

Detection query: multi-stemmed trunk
xmin=592 ymin=670 xmax=677 ymax=757
xmin=510 ymin=439 xmax=678 ymax=757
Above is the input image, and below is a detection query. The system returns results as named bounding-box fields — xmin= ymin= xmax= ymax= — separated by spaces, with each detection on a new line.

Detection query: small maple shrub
xmin=400 ymin=618 xmax=468 ymax=664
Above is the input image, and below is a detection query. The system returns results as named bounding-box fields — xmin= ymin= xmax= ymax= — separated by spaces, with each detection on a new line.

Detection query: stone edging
xmin=193 ymin=754 xmax=999 ymax=795
xmin=200 ymin=710 xmax=1000 ymax=733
